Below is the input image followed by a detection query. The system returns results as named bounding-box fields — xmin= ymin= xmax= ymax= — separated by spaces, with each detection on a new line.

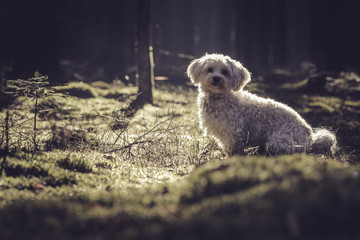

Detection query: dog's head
xmin=187 ymin=53 xmax=251 ymax=94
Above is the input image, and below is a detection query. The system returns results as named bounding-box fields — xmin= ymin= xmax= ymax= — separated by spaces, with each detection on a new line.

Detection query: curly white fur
xmin=187 ymin=53 xmax=337 ymax=156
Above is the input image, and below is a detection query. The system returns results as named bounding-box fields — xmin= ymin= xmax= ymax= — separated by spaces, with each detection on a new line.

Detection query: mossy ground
xmin=0 ymin=74 xmax=360 ymax=239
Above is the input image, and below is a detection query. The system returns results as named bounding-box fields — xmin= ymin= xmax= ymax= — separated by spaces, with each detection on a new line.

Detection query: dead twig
xmin=105 ymin=115 xmax=178 ymax=154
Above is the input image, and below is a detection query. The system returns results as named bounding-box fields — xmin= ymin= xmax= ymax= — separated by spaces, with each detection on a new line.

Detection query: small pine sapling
xmin=6 ymin=72 xmax=54 ymax=151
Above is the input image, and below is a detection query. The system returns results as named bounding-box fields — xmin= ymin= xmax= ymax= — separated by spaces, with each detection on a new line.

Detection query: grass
xmin=2 ymin=154 xmax=360 ymax=239
xmin=0 ymin=77 xmax=360 ymax=239
xmin=0 ymin=81 xmax=220 ymax=204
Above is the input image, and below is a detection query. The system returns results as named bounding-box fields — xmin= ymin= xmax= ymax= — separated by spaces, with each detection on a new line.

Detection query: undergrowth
xmin=0 ymin=73 xmax=359 ymax=239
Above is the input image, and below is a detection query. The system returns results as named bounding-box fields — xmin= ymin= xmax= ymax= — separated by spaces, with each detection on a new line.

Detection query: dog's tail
xmin=309 ymin=128 xmax=337 ymax=156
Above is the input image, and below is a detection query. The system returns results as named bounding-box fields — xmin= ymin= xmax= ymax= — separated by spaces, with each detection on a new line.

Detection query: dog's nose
xmin=213 ymin=76 xmax=221 ymax=84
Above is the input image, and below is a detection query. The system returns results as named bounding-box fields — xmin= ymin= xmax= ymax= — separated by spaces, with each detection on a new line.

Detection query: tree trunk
xmin=134 ymin=0 xmax=154 ymax=108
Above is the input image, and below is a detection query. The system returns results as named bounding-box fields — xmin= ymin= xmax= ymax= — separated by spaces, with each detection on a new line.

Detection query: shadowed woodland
xmin=2 ymin=0 xmax=360 ymax=81
xmin=1 ymin=0 xmax=360 ymax=239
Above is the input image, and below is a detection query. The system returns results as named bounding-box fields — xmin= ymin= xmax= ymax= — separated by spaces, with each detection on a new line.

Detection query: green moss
xmin=2 ymin=154 xmax=360 ymax=239
xmin=308 ymin=101 xmax=335 ymax=112
xmin=161 ymin=154 xmax=360 ymax=239
xmin=1 ymin=78 xmax=360 ymax=239
xmin=281 ymin=78 xmax=309 ymax=89
xmin=55 ymin=82 xmax=99 ymax=98
xmin=4 ymin=158 xmax=50 ymax=178
xmin=47 ymin=125 xmax=93 ymax=150
xmin=90 ymin=81 xmax=113 ymax=89
xmin=58 ymin=155 xmax=93 ymax=173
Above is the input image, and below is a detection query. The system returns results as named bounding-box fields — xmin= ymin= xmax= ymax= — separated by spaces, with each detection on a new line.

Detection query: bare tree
xmin=132 ymin=0 xmax=154 ymax=109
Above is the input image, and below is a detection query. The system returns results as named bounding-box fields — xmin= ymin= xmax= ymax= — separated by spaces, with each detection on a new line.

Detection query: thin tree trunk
xmin=1 ymin=110 xmax=9 ymax=177
xmin=133 ymin=0 xmax=154 ymax=108
xmin=33 ymin=96 xmax=38 ymax=151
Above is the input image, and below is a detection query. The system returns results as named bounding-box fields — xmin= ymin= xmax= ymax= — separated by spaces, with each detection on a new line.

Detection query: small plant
xmin=5 ymin=72 xmax=69 ymax=152
xmin=5 ymin=72 xmax=60 ymax=152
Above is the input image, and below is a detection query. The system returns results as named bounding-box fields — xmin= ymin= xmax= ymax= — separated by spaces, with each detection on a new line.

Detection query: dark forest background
xmin=1 ymin=0 xmax=360 ymax=84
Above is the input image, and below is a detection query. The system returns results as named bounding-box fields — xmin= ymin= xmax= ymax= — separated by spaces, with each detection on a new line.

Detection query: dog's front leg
xmin=224 ymin=136 xmax=245 ymax=156
xmin=231 ymin=139 xmax=245 ymax=156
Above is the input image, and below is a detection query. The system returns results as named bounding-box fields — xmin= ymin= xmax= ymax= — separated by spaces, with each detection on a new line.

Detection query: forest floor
xmin=1 ymin=70 xmax=360 ymax=239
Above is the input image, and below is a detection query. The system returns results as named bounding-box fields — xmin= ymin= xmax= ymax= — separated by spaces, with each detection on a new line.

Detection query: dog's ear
xmin=227 ymin=58 xmax=251 ymax=92
xmin=187 ymin=58 xmax=202 ymax=85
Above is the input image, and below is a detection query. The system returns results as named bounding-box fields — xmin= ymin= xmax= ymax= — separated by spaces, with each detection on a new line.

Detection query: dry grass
xmin=0 ymin=82 xmax=223 ymax=199
xmin=1 ymin=77 xmax=360 ymax=239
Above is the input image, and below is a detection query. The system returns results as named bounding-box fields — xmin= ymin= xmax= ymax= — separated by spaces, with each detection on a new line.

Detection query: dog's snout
xmin=213 ymin=76 xmax=221 ymax=84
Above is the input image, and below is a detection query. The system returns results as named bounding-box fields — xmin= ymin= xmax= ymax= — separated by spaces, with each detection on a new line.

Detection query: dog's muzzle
xmin=212 ymin=76 xmax=222 ymax=86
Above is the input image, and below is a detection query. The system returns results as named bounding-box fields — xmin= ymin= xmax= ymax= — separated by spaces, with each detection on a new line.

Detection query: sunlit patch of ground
xmin=0 ymin=81 xmax=222 ymax=207
xmin=1 ymin=75 xmax=360 ymax=239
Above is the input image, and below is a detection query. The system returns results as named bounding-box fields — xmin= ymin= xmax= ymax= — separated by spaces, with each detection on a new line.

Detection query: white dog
xmin=187 ymin=53 xmax=337 ymax=156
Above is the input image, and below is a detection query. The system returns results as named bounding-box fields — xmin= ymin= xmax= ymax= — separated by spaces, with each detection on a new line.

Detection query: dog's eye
xmin=208 ymin=68 xmax=213 ymax=73
xmin=221 ymin=69 xmax=229 ymax=75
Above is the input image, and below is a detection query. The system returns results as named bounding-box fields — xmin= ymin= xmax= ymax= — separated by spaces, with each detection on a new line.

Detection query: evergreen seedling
xmin=6 ymin=72 xmax=53 ymax=151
